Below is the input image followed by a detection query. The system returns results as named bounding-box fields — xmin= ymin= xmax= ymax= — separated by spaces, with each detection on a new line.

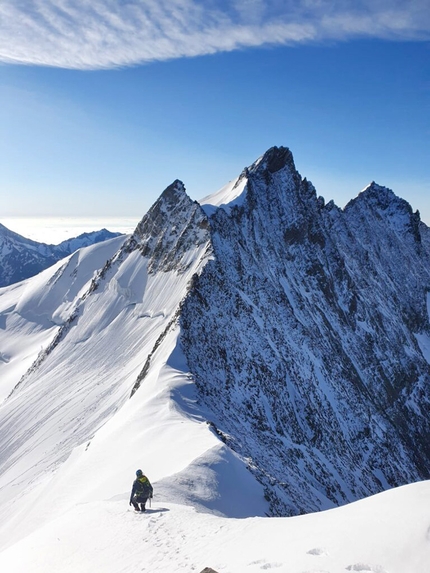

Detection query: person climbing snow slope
xmin=129 ymin=469 xmax=153 ymax=512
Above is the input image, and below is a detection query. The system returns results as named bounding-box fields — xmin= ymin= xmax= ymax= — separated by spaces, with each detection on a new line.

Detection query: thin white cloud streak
xmin=0 ymin=1 xmax=429 ymax=69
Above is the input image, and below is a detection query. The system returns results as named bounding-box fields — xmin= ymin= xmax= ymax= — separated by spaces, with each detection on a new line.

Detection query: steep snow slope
xmin=0 ymin=234 xmax=127 ymax=403
xmin=0 ymin=222 xmax=121 ymax=287
xmin=200 ymin=170 xmax=248 ymax=216
xmin=182 ymin=146 xmax=430 ymax=515
xmin=0 ymin=180 xmax=231 ymax=549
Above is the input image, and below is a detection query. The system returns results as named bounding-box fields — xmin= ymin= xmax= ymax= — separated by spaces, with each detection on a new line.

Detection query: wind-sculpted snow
xmin=0 ymin=183 xmax=212 ymax=546
xmin=181 ymin=146 xmax=430 ymax=515
xmin=0 ymin=235 xmax=127 ymax=403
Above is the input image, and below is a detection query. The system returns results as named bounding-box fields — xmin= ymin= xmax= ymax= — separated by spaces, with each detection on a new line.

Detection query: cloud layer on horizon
xmin=1 ymin=0 xmax=429 ymax=69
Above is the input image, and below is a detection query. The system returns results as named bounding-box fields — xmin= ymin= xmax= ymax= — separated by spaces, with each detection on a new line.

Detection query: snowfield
xmin=0 ymin=450 xmax=429 ymax=572
xmin=0 ymin=234 xmax=127 ymax=402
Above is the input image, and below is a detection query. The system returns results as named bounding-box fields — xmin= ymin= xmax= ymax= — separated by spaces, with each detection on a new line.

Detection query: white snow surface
xmin=1 ymin=455 xmax=429 ymax=573
xmin=0 ymin=235 xmax=127 ymax=403
xmin=1 ymin=326 xmax=430 ymax=573
xmin=200 ymin=174 xmax=248 ymax=216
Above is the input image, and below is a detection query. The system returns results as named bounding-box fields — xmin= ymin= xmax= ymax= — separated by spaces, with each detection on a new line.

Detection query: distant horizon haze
xmin=1 ymin=216 xmax=139 ymax=244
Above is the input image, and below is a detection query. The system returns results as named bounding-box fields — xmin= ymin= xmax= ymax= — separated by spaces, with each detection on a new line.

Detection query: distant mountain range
xmin=0 ymin=146 xmax=429 ymax=558
xmin=0 ymin=223 xmax=123 ymax=287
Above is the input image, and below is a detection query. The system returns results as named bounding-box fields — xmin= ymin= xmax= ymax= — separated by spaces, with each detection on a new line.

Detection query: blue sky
xmin=1 ymin=1 xmax=429 ymax=225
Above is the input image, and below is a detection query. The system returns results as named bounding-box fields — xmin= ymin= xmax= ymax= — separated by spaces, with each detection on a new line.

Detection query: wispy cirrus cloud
xmin=0 ymin=0 xmax=429 ymax=69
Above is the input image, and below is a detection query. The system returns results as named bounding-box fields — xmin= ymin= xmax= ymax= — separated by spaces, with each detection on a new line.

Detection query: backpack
xmin=137 ymin=475 xmax=151 ymax=495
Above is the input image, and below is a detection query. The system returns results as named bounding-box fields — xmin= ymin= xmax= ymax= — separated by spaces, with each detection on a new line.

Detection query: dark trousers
xmin=132 ymin=495 xmax=148 ymax=511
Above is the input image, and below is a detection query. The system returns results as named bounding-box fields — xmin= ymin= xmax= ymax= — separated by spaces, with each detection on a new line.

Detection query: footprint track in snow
xmin=248 ymin=559 xmax=282 ymax=569
xmin=346 ymin=564 xmax=388 ymax=573
xmin=307 ymin=547 xmax=329 ymax=556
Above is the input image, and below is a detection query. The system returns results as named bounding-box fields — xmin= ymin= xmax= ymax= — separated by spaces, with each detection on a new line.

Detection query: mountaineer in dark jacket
xmin=129 ymin=469 xmax=153 ymax=512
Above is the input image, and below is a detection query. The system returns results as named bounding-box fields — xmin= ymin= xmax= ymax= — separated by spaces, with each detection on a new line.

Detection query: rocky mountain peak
xmin=200 ymin=147 xmax=308 ymax=221
xmin=181 ymin=146 xmax=430 ymax=516
xmin=158 ymin=178 xmax=187 ymax=204
xmin=251 ymin=146 xmax=297 ymax=175
xmin=351 ymin=181 xmax=413 ymax=215
xmin=213 ymin=146 xmax=321 ymax=251
xmin=242 ymin=146 xmax=303 ymax=197
xmin=344 ymin=181 xmax=421 ymax=243
xmin=131 ymin=180 xmax=210 ymax=273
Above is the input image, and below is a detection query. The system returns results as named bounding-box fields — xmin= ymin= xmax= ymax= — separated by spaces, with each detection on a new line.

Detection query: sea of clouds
xmin=2 ymin=217 xmax=139 ymax=244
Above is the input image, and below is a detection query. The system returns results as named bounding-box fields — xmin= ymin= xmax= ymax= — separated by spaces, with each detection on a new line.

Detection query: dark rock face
xmin=0 ymin=224 xmax=122 ymax=287
xmin=181 ymin=146 xmax=430 ymax=516
xmin=132 ymin=180 xmax=210 ymax=273
xmin=0 ymin=224 xmax=57 ymax=287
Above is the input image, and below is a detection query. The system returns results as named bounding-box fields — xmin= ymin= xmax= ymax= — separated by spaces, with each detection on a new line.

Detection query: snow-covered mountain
xmin=0 ymin=222 xmax=122 ymax=287
xmin=182 ymin=148 xmax=430 ymax=515
xmin=0 ymin=147 xmax=429 ymax=572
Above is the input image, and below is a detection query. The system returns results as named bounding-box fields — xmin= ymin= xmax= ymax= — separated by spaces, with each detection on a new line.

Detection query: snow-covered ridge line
xmin=0 ymin=179 xmax=214 ymax=550
xmin=130 ymin=307 xmax=181 ymax=397
xmin=6 ymin=180 xmax=211 ymax=399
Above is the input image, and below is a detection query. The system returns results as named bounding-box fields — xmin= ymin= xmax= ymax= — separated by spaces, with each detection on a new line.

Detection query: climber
xmin=129 ymin=469 xmax=153 ymax=512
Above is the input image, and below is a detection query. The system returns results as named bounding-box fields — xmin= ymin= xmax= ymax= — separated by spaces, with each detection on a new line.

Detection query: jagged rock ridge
xmin=180 ymin=146 xmax=430 ymax=515
xmin=0 ymin=180 xmax=212 ymax=502
xmin=133 ymin=179 xmax=210 ymax=273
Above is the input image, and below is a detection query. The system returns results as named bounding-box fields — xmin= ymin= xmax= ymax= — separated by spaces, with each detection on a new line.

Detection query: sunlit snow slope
xmin=0 ymin=234 xmax=127 ymax=403
xmin=0 ymin=180 xmax=257 ymax=552
xmin=0 ymin=480 xmax=429 ymax=573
